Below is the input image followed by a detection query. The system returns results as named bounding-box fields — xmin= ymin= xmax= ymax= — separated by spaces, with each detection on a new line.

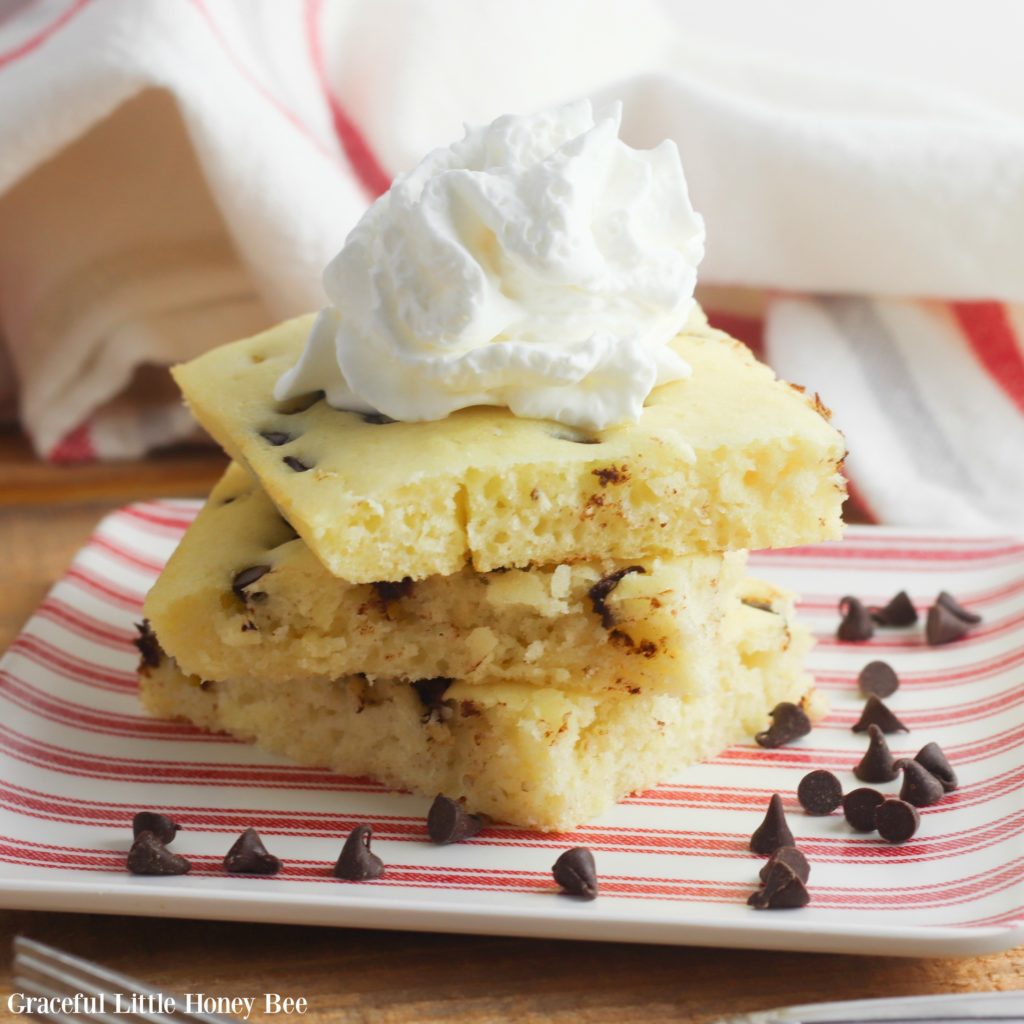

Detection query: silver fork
xmin=714 ymin=990 xmax=1024 ymax=1024
xmin=11 ymin=936 xmax=237 ymax=1023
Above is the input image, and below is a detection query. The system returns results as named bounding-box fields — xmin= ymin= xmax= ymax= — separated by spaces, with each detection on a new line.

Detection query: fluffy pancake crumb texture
xmin=141 ymin=591 xmax=813 ymax=832
xmin=145 ymin=464 xmax=751 ymax=696
xmin=172 ymin=308 xmax=846 ymax=582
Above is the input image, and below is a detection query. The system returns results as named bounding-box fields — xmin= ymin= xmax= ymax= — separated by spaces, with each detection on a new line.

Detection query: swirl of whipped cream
xmin=275 ymin=100 xmax=705 ymax=430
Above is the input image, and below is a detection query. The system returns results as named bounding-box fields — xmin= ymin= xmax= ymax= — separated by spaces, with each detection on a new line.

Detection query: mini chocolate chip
xmin=852 ymin=695 xmax=908 ymax=734
xmin=854 ymin=724 xmax=900 ymax=783
xmin=372 ymin=578 xmax=414 ymax=604
xmin=259 ymin=430 xmax=292 ymax=446
xmin=857 ymin=660 xmax=900 ymax=699
xmin=132 ymin=620 xmax=163 ymax=669
xmin=936 ymin=590 xmax=982 ymax=625
xmin=759 ymin=845 xmax=810 ymax=885
xmin=926 ymin=602 xmax=972 ymax=645
xmin=875 ymin=798 xmax=921 ymax=844
xmin=411 ymin=677 xmax=453 ymax=716
xmin=334 ymin=825 xmax=384 ymax=881
xmin=361 ymin=412 xmax=397 ymax=425
xmin=282 ymin=455 xmax=312 ymax=473
xmin=427 ymin=795 xmax=484 ymax=845
xmin=856 ymin=696 xmax=913 ymax=737
xmin=127 ymin=833 xmax=191 ymax=876
xmin=224 ymin=828 xmax=281 ymax=875
xmin=592 ymin=466 xmax=627 ymax=486
xmin=899 ymin=759 xmax=945 ymax=808
xmin=741 ymin=598 xmax=775 ymax=613
xmin=755 ymin=702 xmax=812 ymax=749
xmin=232 ymin=565 xmax=271 ymax=601
xmin=870 ymin=590 xmax=918 ymax=626
xmin=797 ymin=770 xmax=843 ymax=815
xmin=552 ymin=847 xmax=598 ymax=900
xmin=837 ymin=596 xmax=874 ymax=642
xmin=842 ymin=787 xmax=885 ymax=832
xmin=915 ymin=742 xmax=958 ymax=792
xmin=749 ymin=794 xmax=795 ymax=856
xmin=588 ymin=566 xmax=645 ymax=629
xmin=747 ymin=861 xmax=810 ymax=910
xmin=132 ymin=811 xmax=180 ymax=845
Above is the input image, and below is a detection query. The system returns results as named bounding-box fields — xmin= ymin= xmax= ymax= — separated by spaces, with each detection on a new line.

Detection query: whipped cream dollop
xmin=275 ymin=100 xmax=705 ymax=430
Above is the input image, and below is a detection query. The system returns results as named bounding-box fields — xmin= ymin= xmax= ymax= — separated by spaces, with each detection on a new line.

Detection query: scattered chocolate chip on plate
xmin=750 ymin=794 xmax=795 ymax=855
xmin=224 ymin=827 xmax=282 ymax=875
xmin=131 ymin=811 xmax=180 ymax=845
xmin=857 ymin=660 xmax=900 ymax=699
xmin=755 ymin=702 xmax=811 ymax=749
xmin=852 ymin=695 xmax=908 ymax=734
xmin=870 ymin=590 xmax=918 ymax=626
xmin=842 ymin=788 xmax=885 ymax=832
xmin=797 ymin=770 xmax=843 ymax=816
xmin=759 ymin=845 xmax=810 ymax=885
xmin=875 ymin=798 xmax=921 ymax=844
xmin=936 ymin=590 xmax=982 ymax=625
xmin=837 ymin=595 xmax=874 ymax=642
xmin=915 ymin=741 xmax=958 ymax=792
xmin=427 ymin=794 xmax=485 ymax=845
xmin=552 ymin=847 xmax=598 ymax=900
xmin=853 ymin=724 xmax=900 ymax=783
xmin=747 ymin=859 xmax=810 ymax=910
xmin=334 ymin=825 xmax=385 ymax=881
xmin=127 ymin=833 xmax=191 ymax=876
xmin=899 ymin=760 xmax=945 ymax=808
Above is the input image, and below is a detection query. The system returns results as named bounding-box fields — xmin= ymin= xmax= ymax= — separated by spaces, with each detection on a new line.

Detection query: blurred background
xmin=1 ymin=0 xmax=1023 ymax=528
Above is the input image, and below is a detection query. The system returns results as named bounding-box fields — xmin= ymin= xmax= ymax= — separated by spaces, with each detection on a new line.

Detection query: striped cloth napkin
xmin=0 ymin=0 xmax=1021 ymax=531
xmin=699 ymin=292 xmax=1024 ymax=528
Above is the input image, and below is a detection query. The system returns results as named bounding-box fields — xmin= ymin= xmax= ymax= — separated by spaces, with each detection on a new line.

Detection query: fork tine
xmin=12 ymin=937 xmax=239 ymax=1024
xmin=12 ymin=955 xmax=121 ymax=1024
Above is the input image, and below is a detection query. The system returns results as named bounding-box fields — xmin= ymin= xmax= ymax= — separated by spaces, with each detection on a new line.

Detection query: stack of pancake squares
xmin=139 ymin=307 xmax=845 ymax=831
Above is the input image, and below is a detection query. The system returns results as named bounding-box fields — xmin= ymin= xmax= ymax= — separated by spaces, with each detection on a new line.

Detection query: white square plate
xmin=1 ymin=507 xmax=1022 ymax=956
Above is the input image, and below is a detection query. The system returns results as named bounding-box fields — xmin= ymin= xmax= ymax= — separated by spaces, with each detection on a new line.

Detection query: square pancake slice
xmin=144 ymin=463 xmax=750 ymax=697
xmin=171 ymin=308 xmax=846 ymax=583
xmin=139 ymin=585 xmax=813 ymax=831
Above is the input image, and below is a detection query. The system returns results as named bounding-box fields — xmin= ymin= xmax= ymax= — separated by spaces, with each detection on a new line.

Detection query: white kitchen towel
xmin=0 ymin=0 xmax=1021 ymax=528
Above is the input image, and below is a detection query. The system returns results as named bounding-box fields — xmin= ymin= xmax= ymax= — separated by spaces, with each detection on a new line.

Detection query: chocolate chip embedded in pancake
xmin=588 ymin=566 xmax=645 ymax=629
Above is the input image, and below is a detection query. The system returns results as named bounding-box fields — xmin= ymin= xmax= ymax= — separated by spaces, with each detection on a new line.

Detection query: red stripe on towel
xmin=304 ymin=0 xmax=391 ymax=197
xmin=704 ymin=309 xmax=765 ymax=361
xmin=0 ymin=0 xmax=91 ymax=71
xmin=47 ymin=421 xmax=95 ymax=463
xmin=951 ymin=301 xmax=1024 ymax=416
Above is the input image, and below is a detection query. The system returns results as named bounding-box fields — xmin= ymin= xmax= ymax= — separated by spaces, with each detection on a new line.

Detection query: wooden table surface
xmin=0 ymin=426 xmax=1020 ymax=1022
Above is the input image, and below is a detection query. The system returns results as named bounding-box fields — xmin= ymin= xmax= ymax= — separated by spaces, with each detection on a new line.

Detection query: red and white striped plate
xmin=2 ymin=505 xmax=1023 ymax=956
